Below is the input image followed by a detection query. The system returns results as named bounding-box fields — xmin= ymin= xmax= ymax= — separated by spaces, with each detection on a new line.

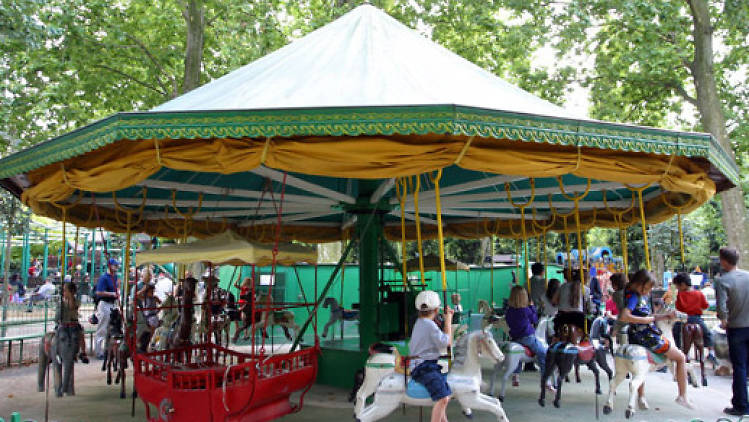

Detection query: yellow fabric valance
xmin=20 ymin=135 xmax=715 ymax=242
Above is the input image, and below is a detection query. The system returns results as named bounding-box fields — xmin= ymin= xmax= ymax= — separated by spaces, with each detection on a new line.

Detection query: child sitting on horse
xmin=59 ymin=282 xmax=89 ymax=364
xmin=505 ymin=285 xmax=553 ymax=390
xmin=672 ymin=272 xmax=717 ymax=364
xmin=619 ymin=269 xmax=693 ymax=409
xmin=409 ymin=290 xmax=454 ymax=422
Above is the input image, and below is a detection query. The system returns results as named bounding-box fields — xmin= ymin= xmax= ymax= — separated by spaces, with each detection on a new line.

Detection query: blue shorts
xmin=411 ymin=360 xmax=451 ymax=401
xmin=629 ymin=326 xmax=670 ymax=355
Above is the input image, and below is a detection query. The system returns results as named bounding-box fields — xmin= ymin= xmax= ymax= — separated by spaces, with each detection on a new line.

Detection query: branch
xmin=94 ymin=64 xmax=167 ymax=96
xmin=125 ymin=34 xmax=176 ymax=96
xmin=207 ymin=5 xmax=228 ymax=26
xmin=681 ymin=58 xmax=695 ymax=75
xmin=667 ymin=80 xmax=698 ymax=106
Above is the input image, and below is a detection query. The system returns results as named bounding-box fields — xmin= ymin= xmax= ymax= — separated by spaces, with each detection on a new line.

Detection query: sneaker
xmin=80 ymin=354 xmax=89 ymax=364
xmin=724 ymin=407 xmax=749 ymax=416
xmin=637 ymin=396 xmax=649 ymax=410
xmin=674 ymin=396 xmax=694 ymax=410
xmin=707 ymin=354 xmax=719 ymax=366
xmin=512 ymin=374 xmax=520 ymax=387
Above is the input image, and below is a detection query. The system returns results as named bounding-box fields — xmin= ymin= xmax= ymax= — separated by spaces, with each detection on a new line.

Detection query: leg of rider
xmin=665 ymin=345 xmax=688 ymax=399
xmin=431 ymin=396 xmax=449 ymax=422
xmin=520 ymin=335 xmax=546 ymax=375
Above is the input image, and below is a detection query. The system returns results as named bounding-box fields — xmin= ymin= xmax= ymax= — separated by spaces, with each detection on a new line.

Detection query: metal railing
xmin=0 ymin=299 xmax=96 ymax=367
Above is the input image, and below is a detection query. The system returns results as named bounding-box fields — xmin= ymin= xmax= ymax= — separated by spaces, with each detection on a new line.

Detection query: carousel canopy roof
xmin=0 ymin=5 xmax=739 ymax=243
xmin=152 ymin=5 xmax=578 ymax=119
xmin=135 ymin=230 xmax=317 ymax=266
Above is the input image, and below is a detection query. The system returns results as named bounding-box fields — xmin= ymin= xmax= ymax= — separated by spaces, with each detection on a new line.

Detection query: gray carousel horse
xmin=322 ymin=297 xmax=359 ymax=339
xmin=38 ymin=324 xmax=81 ymax=397
xmin=489 ymin=315 xmax=552 ymax=401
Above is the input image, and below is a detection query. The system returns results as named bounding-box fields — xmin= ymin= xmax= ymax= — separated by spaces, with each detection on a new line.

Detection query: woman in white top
xmin=541 ymin=278 xmax=561 ymax=318
xmin=552 ymin=269 xmax=589 ymax=342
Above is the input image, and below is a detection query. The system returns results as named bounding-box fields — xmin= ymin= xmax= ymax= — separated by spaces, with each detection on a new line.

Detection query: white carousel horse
xmin=355 ymin=329 xmax=508 ymax=422
xmin=352 ymin=327 xmax=472 ymax=416
xmin=603 ymin=309 xmax=698 ymax=419
xmin=321 ymin=297 xmax=359 ymax=339
xmin=489 ymin=316 xmax=552 ymax=401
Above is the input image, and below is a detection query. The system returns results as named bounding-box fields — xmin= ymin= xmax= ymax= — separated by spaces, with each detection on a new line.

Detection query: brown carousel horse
xmin=681 ymin=322 xmax=708 ymax=387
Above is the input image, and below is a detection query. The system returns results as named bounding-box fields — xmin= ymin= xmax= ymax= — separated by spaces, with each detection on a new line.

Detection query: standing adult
xmin=529 ymin=263 xmax=546 ymax=316
xmin=94 ymin=258 xmax=119 ymax=359
xmin=715 ymin=247 xmax=749 ymax=416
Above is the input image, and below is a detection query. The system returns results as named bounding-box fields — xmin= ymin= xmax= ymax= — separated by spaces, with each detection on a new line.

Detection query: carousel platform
xmin=0 ymin=357 xmax=733 ymax=422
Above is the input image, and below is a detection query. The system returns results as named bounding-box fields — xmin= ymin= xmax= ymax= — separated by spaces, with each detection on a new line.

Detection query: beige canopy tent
xmin=136 ymin=230 xmax=317 ymax=267
xmin=404 ymin=255 xmax=470 ymax=273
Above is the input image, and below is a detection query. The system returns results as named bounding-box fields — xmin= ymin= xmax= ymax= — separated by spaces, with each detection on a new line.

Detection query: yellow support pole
xmin=548 ymin=195 xmax=576 ymax=282
xmin=484 ymin=219 xmax=501 ymax=306
xmin=532 ymin=207 xmax=556 ymax=287
xmin=557 ymin=177 xmax=591 ymax=286
xmin=429 ymin=170 xmax=447 ymax=292
xmin=603 ymin=191 xmax=635 ymax=278
xmin=490 ymin=235 xmax=495 ymax=304
xmin=627 ymin=184 xmax=653 ymax=271
xmin=396 ymin=178 xmax=409 ymax=283
xmin=662 ymin=194 xmax=687 ymax=270
xmin=505 ymin=179 xmax=536 ymax=290
xmin=412 ymin=177 xmax=426 ymax=285
xmin=50 ymin=192 xmax=84 ymax=289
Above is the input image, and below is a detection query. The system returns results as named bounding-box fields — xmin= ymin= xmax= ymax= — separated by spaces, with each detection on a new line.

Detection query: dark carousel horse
xmin=539 ymin=325 xmax=613 ymax=408
xmin=680 ymin=321 xmax=708 ymax=387
xmin=102 ymin=307 xmax=130 ymax=399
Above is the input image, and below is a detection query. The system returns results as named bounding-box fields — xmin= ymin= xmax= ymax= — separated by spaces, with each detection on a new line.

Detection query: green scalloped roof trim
xmin=0 ymin=105 xmax=738 ymax=184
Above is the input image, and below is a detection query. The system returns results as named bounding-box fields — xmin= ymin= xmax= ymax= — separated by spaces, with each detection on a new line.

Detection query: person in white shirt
xmin=154 ymin=272 xmax=174 ymax=302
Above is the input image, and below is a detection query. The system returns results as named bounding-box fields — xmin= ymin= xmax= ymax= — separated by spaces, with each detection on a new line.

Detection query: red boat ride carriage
xmin=132 ymin=230 xmax=321 ymax=422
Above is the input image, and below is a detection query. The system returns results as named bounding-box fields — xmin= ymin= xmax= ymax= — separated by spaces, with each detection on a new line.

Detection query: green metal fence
xmin=0 ymin=300 xmax=96 ymax=367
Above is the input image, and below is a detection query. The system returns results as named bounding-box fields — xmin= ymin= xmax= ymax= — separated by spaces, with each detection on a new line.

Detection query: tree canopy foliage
xmin=1 ymin=0 xmax=746 ymax=270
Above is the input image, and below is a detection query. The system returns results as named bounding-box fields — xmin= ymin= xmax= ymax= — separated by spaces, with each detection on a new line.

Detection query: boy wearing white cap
xmin=409 ymin=290 xmax=454 ymax=422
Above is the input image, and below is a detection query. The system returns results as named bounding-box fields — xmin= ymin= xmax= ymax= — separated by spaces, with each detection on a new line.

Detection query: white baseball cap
xmin=415 ymin=290 xmax=441 ymax=311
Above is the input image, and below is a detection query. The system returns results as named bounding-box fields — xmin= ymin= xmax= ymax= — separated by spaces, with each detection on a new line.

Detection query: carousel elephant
xmin=38 ymin=325 xmax=81 ymax=397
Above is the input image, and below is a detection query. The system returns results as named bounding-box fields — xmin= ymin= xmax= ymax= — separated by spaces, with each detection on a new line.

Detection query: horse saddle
xmin=342 ymin=310 xmax=359 ymax=319
xmin=393 ymin=349 xmax=411 ymax=376
xmin=576 ymin=341 xmax=596 ymax=361
xmin=646 ymin=350 xmax=667 ymax=366
xmin=406 ymin=378 xmax=431 ymax=399
xmin=502 ymin=342 xmax=535 ymax=357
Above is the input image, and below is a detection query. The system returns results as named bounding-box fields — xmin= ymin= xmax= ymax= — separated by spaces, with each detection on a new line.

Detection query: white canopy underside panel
xmin=153 ymin=5 xmax=585 ymax=120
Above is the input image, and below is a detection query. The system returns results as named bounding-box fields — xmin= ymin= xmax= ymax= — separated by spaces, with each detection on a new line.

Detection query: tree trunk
xmin=182 ymin=0 xmax=205 ymax=94
xmin=687 ymin=0 xmax=749 ymax=264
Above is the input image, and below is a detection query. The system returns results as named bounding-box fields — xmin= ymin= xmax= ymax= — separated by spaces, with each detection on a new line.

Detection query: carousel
xmin=0 ymin=3 xmax=739 ymax=416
